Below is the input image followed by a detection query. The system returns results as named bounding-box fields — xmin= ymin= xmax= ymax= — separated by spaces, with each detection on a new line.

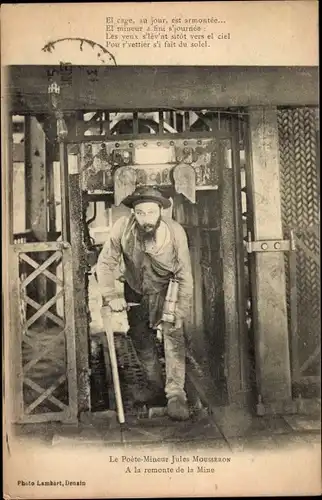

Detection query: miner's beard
xmin=136 ymin=214 xmax=162 ymax=241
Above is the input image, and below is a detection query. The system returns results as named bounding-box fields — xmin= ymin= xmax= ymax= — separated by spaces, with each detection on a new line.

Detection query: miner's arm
xmin=96 ymin=216 xmax=127 ymax=303
xmin=174 ymin=224 xmax=194 ymax=320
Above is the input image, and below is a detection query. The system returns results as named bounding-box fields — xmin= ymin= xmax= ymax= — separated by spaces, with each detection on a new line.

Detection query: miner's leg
xmin=125 ymin=285 xmax=165 ymax=401
xmin=163 ymin=325 xmax=190 ymax=421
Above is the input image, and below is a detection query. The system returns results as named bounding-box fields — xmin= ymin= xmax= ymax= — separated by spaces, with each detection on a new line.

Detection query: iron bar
xmin=68 ymin=130 xmax=232 ymax=144
xmin=133 ymin=112 xmax=139 ymax=134
xmin=158 ymin=111 xmax=164 ymax=134
xmin=184 ymin=111 xmax=190 ymax=131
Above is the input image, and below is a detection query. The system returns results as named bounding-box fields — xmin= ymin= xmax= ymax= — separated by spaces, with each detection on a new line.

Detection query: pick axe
xmin=100 ymin=303 xmax=139 ymax=432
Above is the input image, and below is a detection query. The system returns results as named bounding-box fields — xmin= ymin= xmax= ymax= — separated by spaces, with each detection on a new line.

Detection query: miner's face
xmin=134 ymin=201 xmax=162 ymax=235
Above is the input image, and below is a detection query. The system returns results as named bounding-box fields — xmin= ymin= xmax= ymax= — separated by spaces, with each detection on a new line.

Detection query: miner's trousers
xmin=124 ymin=283 xmax=187 ymax=402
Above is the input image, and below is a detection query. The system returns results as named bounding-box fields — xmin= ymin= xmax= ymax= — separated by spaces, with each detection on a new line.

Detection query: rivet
xmin=143 ymin=142 xmax=147 ymax=147
xmin=170 ymin=141 xmax=174 ymax=146
xmin=157 ymin=142 xmax=161 ymax=146
xmin=184 ymin=140 xmax=188 ymax=146
xmin=274 ymin=242 xmax=281 ymax=249
xmin=197 ymin=140 xmax=202 ymax=145
xmin=115 ymin=143 xmax=120 ymax=148
xmin=261 ymin=243 xmax=268 ymax=250
xmin=129 ymin=143 xmax=133 ymax=148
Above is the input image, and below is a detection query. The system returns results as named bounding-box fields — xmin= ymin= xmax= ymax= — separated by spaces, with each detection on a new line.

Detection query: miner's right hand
xmin=104 ymin=298 xmax=128 ymax=312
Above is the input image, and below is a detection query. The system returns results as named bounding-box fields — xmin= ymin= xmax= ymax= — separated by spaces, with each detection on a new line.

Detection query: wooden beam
xmin=68 ymin=169 xmax=91 ymax=414
xmin=8 ymin=66 xmax=318 ymax=114
xmin=25 ymin=116 xmax=48 ymax=240
xmin=24 ymin=116 xmax=48 ymax=326
xmin=221 ymin=148 xmax=245 ymax=404
xmin=247 ymin=107 xmax=292 ymax=406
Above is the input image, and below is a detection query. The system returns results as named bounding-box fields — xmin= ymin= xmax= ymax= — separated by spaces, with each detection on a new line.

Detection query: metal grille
xmin=277 ymin=107 xmax=320 ymax=393
xmin=114 ymin=334 xmax=159 ymax=412
xmin=10 ymin=242 xmax=78 ymax=423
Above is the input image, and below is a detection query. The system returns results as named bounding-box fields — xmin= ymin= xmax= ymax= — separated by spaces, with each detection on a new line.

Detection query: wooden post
xmin=25 ymin=116 xmax=48 ymax=240
xmin=68 ymin=153 xmax=91 ymax=414
xmin=247 ymin=107 xmax=292 ymax=410
xmin=221 ymin=124 xmax=251 ymax=407
xmin=221 ymin=143 xmax=245 ymax=404
xmin=3 ymin=105 xmax=20 ymax=423
xmin=25 ymin=116 xmax=48 ymax=325
xmin=44 ymin=120 xmax=57 ymax=236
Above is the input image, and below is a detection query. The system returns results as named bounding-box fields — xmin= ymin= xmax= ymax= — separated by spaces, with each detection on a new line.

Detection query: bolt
xmin=115 ymin=143 xmax=119 ymax=148
xmin=261 ymin=243 xmax=268 ymax=250
xmin=274 ymin=242 xmax=281 ymax=249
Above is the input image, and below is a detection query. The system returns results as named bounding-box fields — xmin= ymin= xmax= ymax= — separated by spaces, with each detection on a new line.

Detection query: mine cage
xmin=4 ymin=65 xmax=320 ymax=426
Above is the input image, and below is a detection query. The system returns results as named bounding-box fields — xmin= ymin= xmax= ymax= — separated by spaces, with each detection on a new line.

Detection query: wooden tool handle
xmin=101 ymin=308 xmax=125 ymax=425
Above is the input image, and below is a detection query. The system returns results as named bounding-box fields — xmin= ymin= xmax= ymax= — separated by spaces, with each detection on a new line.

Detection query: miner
xmin=96 ymin=186 xmax=193 ymax=421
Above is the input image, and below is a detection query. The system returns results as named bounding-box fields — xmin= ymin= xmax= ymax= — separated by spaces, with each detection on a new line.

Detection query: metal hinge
xmin=246 ymin=231 xmax=296 ymax=254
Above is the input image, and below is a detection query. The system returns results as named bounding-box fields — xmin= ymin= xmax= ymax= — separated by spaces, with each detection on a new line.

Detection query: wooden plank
xmin=24 ymin=375 xmax=67 ymax=414
xmin=20 ymin=252 xmax=63 ymax=287
xmin=24 ymin=116 xmax=48 ymax=241
xmin=9 ymin=248 xmax=24 ymax=422
xmin=24 ymin=116 xmax=48 ymax=327
xmin=13 ymin=241 xmax=63 ymax=252
xmin=26 ymin=291 xmax=64 ymax=328
xmin=221 ymin=151 xmax=242 ymax=403
xmin=25 ymin=296 xmax=64 ymax=328
xmin=68 ymin=173 xmax=91 ymax=413
xmin=8 ymin=66 xmax=318 ymax=113
xmin=59 ymin=142 xmax=71 ymax=242
xmin=62 ymin=244 xmax=79 ymax=422
xmin=44 ymin=119 xmax=57 ymax=235
xmin=6 ymin=112 xmax=14 ymax=245
xmin=230 ymin=119 xmax=250 ymax=395
xmin=20 ymin=251 xmax=61 ymax=288
xmin=247 ymin=107 xmax=292 ymax=404
xmin=19 ymin=412 xmax=70 ymax=424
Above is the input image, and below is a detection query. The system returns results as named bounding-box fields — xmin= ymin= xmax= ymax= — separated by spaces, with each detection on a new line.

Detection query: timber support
xmin=247 ymin=106 xmax=292 ymax=413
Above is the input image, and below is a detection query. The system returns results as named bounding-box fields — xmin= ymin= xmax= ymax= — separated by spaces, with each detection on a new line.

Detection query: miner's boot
xmin=167 ymin=396 xmax=190 ymax=421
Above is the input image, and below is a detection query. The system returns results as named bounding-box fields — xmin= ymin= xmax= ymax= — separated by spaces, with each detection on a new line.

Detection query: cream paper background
xmin=2 ymin=1 xmax=320 ymax=498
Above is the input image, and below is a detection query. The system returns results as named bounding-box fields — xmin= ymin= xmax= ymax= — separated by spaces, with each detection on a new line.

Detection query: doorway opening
xmin=74 ymin=109 xmax=253 ymax=411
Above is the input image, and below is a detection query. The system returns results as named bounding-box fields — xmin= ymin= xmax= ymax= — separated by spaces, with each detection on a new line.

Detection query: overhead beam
xmin=8 ymin=66 xmax=318 ymax=113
